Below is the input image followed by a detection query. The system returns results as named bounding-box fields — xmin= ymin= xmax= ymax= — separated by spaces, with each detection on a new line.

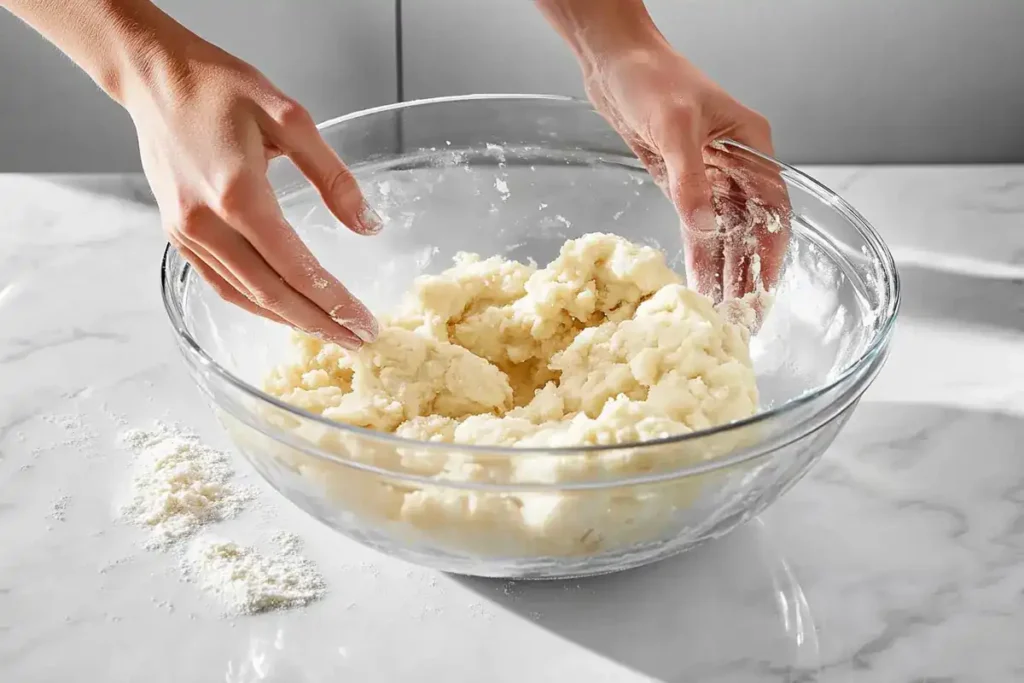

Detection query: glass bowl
xmin=161 ymin=94 xmax=899 ymax=579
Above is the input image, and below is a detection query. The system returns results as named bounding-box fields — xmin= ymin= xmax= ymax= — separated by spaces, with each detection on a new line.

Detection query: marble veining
xmin=1 ymin=168 xmax=1022 ymax=682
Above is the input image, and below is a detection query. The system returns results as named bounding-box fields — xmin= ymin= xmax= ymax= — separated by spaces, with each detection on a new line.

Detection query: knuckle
xmin=669 ymin=101 xmax=699 ymax=128
xmin=280 ymin=253 xmax=328 ymax=293
xmin=273 ymin=98 xmax=315 ymax=131
xmin=176 ymin=220 xmax=200 ymax=242
xmin=656 ymin=101 xmax=698 ymax=134
xmin=173 ymin=204 xmax=209 ymax=240
xmin=165 ymin=230 xmax=185 ymax=250
xmin=674 ymin=168 xmax=707 ymax=186
xmin=322 ymin=166 xmax=358 ymax=203
xmin=248 ymin=286 xmax=283 ymax=311
xmin=207 ymin=277 xmax=235 ymax=302
xmin=646 ymin=101 xmax=700 ymax=153
xmin=745 ymin=109 xmax=773 ymax=140
xmin=211 ymin=169 xmax=253 ymax=217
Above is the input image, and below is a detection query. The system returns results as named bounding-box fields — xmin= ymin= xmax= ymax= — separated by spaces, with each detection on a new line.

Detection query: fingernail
xmin=358 ymin=203 xmax=384 ymax=234
xmin=330 ymin=305 xmax=379 ymax=344
xmin=349 ymin=324 xmax=377 ymax=344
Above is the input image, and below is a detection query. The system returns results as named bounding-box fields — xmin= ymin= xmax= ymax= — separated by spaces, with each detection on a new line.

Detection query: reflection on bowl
xmin=161 ymin=95 xmax=899 ymax=578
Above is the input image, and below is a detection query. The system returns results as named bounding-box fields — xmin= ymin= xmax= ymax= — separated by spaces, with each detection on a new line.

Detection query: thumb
xmin=271 ymin=104 xmax=383 ymax=236
xmin=660 ymin=138 xmax=723 ymax=302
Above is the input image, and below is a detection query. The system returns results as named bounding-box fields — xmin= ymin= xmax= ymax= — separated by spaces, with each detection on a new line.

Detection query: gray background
xmin=2 ymin=0 xmax=1023 ymax=172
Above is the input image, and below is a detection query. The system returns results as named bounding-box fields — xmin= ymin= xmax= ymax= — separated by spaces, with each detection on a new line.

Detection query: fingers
xmin=705 ymin=167 xmax=753 ymax=301
xmin=163 ymin=100 xmax=380 ymax=347
xmin=183 ymin=211 xmax=365 ymax=349
xmin=708 ymin=113 xmax=792 ymax=295
xmin=175 ymin=229 xmax=264 ymax=308
xmin=167 ymin=234 xmax=286 ymax=325
xmin=658 ymin=133 xmax=724 ymax=302
xmin=265 ymin=100 xmax=383 ymax=236
xmin=622 ymin=135 xmax=669 ymax=192
xmin=213 ymin=172 xmax=379 ymax=345
xmin=744 ymin=195 xmax=790 ymax=295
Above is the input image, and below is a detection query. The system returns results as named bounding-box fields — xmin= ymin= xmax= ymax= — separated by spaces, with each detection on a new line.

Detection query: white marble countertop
xmin=1 ymin=167 xmax=1022 ymax=682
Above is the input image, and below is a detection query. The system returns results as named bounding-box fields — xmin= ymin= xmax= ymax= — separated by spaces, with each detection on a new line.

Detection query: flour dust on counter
xmin=36 ymin=410 xmax=100 ymax=457
xmin=48 ymin=493 xmax=70 ymax=522
xmin=111 ymin=420 xmax=329 ymax=615
xmin=181 ymin=533 xmax=326 ymax=616
xmin=117 ymin=422 xmax=259 ymax=549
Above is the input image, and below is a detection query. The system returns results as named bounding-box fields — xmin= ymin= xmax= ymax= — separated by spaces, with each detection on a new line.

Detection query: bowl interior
xmin=174 ymin=96 xmax=893 ymax=432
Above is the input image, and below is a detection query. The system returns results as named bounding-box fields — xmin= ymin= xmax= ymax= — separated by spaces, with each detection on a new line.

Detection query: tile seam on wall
xmin=395 ymin=0 xmax=405 ymax=153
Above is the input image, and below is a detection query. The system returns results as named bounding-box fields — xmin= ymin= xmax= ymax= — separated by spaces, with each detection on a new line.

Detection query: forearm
xmin=0 ymin=0 xmax=190 ymax=105
xmin=534 ymin=0 xmax=669 ymax=74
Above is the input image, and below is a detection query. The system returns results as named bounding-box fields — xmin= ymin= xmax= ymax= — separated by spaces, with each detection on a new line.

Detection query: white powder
xmin=117 ymin=423 xmax=256 ymax=549
xmin=116 ymin=422 xmax=325 ymax=617
xmin=181 ymin=535 xmax=326 ymax=615
xmin=494 ymin=176 xmax=510 ymax=200
xmin=270 ymin=530 xmax=304 ymax=555
xmin=49 ymin=494 xmax=70 ymax=521
xmin=40 ymin=412 xmax=98 ymax=450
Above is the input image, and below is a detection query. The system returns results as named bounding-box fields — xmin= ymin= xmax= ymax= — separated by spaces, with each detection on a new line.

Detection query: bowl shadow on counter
xmin=895 ymin=261 xmax=1024 ymax=332
xmin=453 ymin=521 xmax=822 ymax=683
xmin=767 ymin=400 xmax=1024 ymax=677
xmin=452 ymin=401 xmax=1024 ymax=683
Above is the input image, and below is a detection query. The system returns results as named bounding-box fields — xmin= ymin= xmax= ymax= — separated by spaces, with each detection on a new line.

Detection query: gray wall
xmin=2 ymin=0 xmax=1022 ymax=171
xmin=0 ymin=0 xmax=397 ymax=172
xmin=404 ymin=0 xmax=1024 ymax=165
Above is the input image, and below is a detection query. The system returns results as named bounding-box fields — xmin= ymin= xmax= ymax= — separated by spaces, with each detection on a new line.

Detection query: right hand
xmin=125 ymin=34 xmax=381 ymax=349
xmin=583 ymin=46 xmax=790 ymax=304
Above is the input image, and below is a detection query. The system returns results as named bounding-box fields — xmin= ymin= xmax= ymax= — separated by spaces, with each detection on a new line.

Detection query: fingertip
xmin=327 ymin=194 xmax=384 ymax=236
xmin=313 ymin=326 xmax=363 ymax=351
xmin=682 ymin=216 xmax=725 ymax=303
xmin=356 ymin=202 xmax=385 ymax=235
xmin=329 ymin=303 xmax=379 ymax=344
xmin=348 ymin=325 xmax=377 ymax=345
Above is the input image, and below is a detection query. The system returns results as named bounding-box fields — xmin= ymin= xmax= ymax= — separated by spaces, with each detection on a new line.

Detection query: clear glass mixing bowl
xmin=161 ymin=95 xmax=899 ymax=579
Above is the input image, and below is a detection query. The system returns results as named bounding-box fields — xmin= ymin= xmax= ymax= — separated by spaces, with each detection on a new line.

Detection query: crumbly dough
xmin=259 ymin=233 xmax=761 ymax=559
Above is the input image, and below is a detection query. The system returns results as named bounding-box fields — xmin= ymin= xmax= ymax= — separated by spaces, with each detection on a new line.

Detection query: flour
xmin=269 ymin=530 xmax=304 ymax=555
xmin=115 ymin=422 xmax=326 ymax=616
xmin=181 ymin=535 xmax=326 ymax=615
xmin=40 ymin=412 xmax=97 ymax=450
xmin=494 ymin=177 xmax=510 ymax=201
xmin=117 ymin=423 xmax=256 ymax=549
xmin=49 ymin=494 xmax=70 ymax=521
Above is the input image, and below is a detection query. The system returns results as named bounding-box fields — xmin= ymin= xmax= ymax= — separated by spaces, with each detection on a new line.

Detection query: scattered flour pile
xmin=118 ymin=423 xmax=256 ymax=549
xmin=117 ymin=422 xmax=325 ymax=615
xmin=181 ymin=533 xmax=326 ymax=615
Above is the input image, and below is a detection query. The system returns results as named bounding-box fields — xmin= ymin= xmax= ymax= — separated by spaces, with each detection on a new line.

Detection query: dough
xmin=260 ymin=233 xmax=761 ymax=559
xmin=267 ymin=233 xmax=757 ymax=445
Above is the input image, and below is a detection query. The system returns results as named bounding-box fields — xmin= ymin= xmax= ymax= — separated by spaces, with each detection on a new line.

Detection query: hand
xmin=125 ymin=35 xmax=381 ymax=349
xmin=584 ymin=46 xmax=791 ymax=303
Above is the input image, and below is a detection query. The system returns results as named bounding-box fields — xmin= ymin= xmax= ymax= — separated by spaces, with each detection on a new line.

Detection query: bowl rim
xmin=160 ymin=93 xmax=901 ymax=460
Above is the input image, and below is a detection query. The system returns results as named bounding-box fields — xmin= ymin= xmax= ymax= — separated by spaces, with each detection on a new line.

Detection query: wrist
xmin=87 ymin=1 xmax=194 ymax=108
xmin=536 ymin=0 xmax=669 ymax=76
